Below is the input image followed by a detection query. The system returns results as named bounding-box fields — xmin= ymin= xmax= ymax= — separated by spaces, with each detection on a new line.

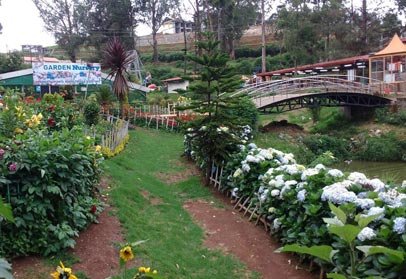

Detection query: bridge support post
xmin=341 ymin=106 xmax=375 ymax=120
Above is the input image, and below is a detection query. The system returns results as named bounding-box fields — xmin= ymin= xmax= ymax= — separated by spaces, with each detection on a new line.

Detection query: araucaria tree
xmin=33 ymin=0 xmax=86 ymax=62
xmin=103 ymin=37 xmax=134 ymax=119
xmin=184 ymin=33 xmax=252 ymax=184
xmin=134 ymin=0 xmax=179 ymax=62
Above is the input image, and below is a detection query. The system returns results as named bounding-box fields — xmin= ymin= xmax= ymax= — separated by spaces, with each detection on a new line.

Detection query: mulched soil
xmin=260 ymin=120 xmax=306 ymax=136
xmin=184 ymin=194 xmax=318 ymax=279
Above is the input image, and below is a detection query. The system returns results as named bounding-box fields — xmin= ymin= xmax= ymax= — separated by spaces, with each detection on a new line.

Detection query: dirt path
xmin=184 ymin=196 xmax=317 ymax=279
xmin=12 ymin=180 xmax=125 ymax=279
xmin=70 ymin=203 xmax=124 ymax=278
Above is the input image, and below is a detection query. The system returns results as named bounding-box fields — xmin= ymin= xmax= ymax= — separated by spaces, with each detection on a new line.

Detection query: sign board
xmin=32 ymin=62 xmax=102 ymax=85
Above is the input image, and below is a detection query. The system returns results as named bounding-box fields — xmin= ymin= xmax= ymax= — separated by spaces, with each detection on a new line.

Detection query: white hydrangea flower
xmin=301 ymin=168 xmax=319 ymax=181
xmin=233 ymin=168 xmax=243 ymax=178
xmin=348 ymin=172 xmax=368 ymax=185
xmin=259 ymin=189 xmax=269 ymax=202
xmin=297 ymin=189 xmax=307 ymax=202
xmin=285 ymin=180 xmax=298 ymax=187
xmin=273 ymin=218 xmax=281 ymax=230
xmin=258 ymin=149 xmax=273 ymax=160
xmin=219 ymin=126 xmax=229 ymax=132
xmin=275 ymin=174 xmax=284 ymax=181
xmin=246 ymin=155 xmax=260 ymax=163
xmin=280 ymin=185 xmax=292 ymax=198
xmin=327 ymin=169 xmax=344 ymax=178
xmin=275 ymin=179 xmax=285 ymax=189
xmin=297 ymin=182 xmax=307 ymax=189
xmin=268 ymin=179 xmax=276 ymax=187
xmin=268 ymin=207 xmax=276 ymax=213
xmin=354 ymin=198 xmax=375 ymax=210
xmin=199 ymin=126 xmax=207 ymax=131
xmin=366 ymin=178 xmax=386 ymax=192
xmin=357 ymin=227 xmax=376 ymax=241
xmin=271 ymin=189 xmax=280 ymax=197
xmin=357 ymin=192 xmax=368 ymax=199
xmin=186 ymin=128 xmax=193 ymax=132
xmin=247 ymin=143 xmax=257 ymax=150
xmin=365 ymin=207 xmax=385 ymax=220
xmin=242 ymin=163 xmax=251 ymax=173
xmin=231 ymin=187 xmax=239 ymax=198
xmin=379 ymin=189 xmax=405 ymax=208
xmin=265 ymin=168 xmax=274 ymax=176
xmin=314 ymin=164 xmax=326 ymax=170
xmin=321 ymin=181 xmax=357 ymax=204
xmin=393 ymin=217 xmax=406 ymax=234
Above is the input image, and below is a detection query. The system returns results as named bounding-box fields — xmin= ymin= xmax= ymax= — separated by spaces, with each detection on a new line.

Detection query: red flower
xmin=9 ymin=162 xmax=17 ymax=172
xmin=90 ymin=205 xmax=97 ymax=214
xmin=47 ymin=105 xmax=55 ymax=112
xmin=47 ymin=118 xmax=56 ymax=127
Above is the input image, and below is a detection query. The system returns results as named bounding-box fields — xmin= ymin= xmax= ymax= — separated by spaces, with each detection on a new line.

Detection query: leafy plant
xmin=103 ymin=37 xmax=133 ymax=119
xmin=181 ymin=32 xmax=248 ymax=183
xmin=277 ymin=203 xmax=405 ymax=278
xmin=83 ymin=101 xmax=100 ymax=126
xmin=0 ymin=128 xmax=102 ymax=256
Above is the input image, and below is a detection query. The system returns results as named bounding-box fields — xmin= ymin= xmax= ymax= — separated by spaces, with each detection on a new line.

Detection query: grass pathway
xmin=104 ymin=128 xmax=258 ymax=279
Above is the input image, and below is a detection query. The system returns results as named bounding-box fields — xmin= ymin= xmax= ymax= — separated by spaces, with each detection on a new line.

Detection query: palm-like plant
xmin=103 ymin=37 xmax=134 ymax=118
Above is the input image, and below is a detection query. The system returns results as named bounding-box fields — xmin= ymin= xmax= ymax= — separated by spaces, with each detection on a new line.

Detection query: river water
xmin=334 ymin=161 xmax=406 ymax=184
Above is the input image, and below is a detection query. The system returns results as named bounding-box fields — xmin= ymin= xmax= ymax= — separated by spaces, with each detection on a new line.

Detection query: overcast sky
xmin=0 ymin=0 xmax=397 ymax=54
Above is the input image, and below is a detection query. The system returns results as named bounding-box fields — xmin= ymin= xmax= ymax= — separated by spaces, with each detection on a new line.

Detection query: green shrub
xmin=311 ymin=109 xmax=350 ymax=133
xmin=303 ymin=135 xmax=350 ymax=159
xmin=221 ymin=96 xmax=259 ymax=129
xmin=356 ymin=132 xmax=406 ymax=161
xmin=235 ymin=44 xmax=281 ymax=59
xmin=84 ymin=101 xmax=100 ymax=126
xmin=0 ymin=128 xmax=102 ymax=256
xmin=375 ymin=108 xmax=406 ymax=126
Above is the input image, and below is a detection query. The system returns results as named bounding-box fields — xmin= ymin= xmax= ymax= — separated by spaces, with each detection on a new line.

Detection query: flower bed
xmin=184 ymin=119 xmax=406 ymax=278
xmin=219 ymin=144 xmax=406 ymax=277
xmin=0 ymin=93 xmax=103 ymax=257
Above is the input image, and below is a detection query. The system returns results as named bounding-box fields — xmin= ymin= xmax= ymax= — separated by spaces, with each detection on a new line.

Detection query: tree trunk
xmin=229 ymin=39 xmax=235 ymax=59
xmin=205 ymin=160 xmax=212 ymax=186
xmin=361 ymin=0 xmax=367 ymax=54
xmin=195 ymin=0 xmax=203 ymax=57
xmin=152 ymin=31 xmax=158 ymax=63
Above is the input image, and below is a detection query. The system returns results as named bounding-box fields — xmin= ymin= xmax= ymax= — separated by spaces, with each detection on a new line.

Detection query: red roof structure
xmin=257 ymin=55 xmax=369 ymax=79
xmin=162 ymin=77 xmax=183 ymax=82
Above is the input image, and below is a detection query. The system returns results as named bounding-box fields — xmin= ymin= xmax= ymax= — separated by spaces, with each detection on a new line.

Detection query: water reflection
xmin=334 ymin=161 xmax=406 ymax=184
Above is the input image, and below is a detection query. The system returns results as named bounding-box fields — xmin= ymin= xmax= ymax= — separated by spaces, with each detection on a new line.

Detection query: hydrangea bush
xmin=219 ymin=143 xmax=406 ymax=277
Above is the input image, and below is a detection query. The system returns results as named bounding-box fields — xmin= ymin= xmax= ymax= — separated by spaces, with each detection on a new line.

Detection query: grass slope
xmin=104 ymin=128 xmax=257 ymax=279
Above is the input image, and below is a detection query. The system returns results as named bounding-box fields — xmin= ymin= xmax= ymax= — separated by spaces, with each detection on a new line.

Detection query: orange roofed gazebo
xmin=369 ymin=34 xmax=406 ymax=92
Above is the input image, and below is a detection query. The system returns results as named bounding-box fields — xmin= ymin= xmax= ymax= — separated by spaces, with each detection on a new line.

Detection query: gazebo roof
xmin=371 ymin=34 xmax=406 ymax=58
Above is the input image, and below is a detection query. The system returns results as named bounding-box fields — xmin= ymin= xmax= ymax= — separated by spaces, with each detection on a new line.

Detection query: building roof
xmin=257 ymin=55 xmax=369 ymax=77
xmin=371 ymin=34 xmax=406 ymax=58
xmin=23 ymin=56 xmax=60 ymax=63
xmin=0 ymin=68 xmax=33 ymax=80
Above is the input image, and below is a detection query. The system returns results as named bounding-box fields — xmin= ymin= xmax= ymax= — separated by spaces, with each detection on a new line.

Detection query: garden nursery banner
xmin=32 ymin=62 xmax=102 ymax=85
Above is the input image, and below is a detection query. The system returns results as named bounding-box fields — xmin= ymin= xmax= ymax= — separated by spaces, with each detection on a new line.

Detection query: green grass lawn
xmin=104 ymin=128 xmax=258 ymax=279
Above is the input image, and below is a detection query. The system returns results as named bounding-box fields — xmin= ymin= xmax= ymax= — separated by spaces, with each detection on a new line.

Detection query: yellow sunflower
xmin=120 ymin=245 xmax=134 ymax=262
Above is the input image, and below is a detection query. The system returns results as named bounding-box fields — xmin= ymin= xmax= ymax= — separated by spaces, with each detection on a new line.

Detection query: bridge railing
xmin=231 ymin=75 xmax=388 ymax=101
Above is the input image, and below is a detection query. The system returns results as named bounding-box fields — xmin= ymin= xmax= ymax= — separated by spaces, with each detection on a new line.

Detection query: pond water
xmin=334 ymin=160 xmax=406 ymax=184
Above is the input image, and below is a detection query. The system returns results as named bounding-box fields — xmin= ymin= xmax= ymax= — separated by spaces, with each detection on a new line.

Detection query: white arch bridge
xmin=230 ymin=75 xmax=394 ymax=113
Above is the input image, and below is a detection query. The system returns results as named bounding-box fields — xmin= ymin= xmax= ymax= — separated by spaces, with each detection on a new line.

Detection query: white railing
xmin=101 ymin=115 xmax=129 ymax=151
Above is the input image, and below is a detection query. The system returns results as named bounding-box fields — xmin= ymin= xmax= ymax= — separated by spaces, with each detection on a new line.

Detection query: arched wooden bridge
xmin=231 ymin=75 xmax=394 ymax=113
